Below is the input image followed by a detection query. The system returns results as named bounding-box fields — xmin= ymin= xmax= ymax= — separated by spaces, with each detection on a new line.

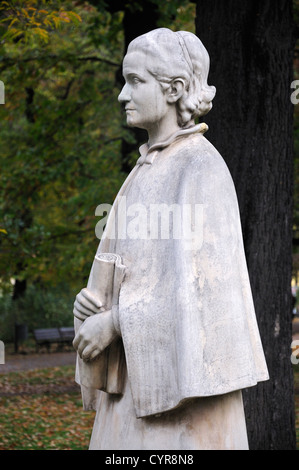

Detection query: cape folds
xmin=75 ymin=125 xmax=269 ymax=418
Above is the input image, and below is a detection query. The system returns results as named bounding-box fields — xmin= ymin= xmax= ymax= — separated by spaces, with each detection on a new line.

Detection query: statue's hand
xmin=73 ymin=310 xmax=117 ymax=362
xmin=73 ymin=287 xmax=103 ymax=321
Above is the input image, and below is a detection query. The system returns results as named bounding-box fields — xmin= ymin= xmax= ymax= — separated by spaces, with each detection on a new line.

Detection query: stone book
xmin=74 ymin=253 xmax=126 ymax=410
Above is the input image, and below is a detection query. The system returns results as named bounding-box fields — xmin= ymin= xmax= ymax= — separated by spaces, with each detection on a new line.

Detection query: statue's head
xmin=119 ymin=28 xmax=216 ymax=129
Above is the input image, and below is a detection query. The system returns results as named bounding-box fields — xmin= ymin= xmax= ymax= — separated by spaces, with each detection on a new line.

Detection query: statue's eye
xmin=131 ymin=76 xmax=141 ymax=84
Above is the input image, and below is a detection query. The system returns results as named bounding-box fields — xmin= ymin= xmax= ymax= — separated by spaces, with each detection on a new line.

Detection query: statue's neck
xmin=146 ymin=108 xmax=181 ymax=148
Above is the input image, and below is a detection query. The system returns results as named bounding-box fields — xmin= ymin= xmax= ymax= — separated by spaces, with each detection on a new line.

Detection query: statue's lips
xmin=125 ymin=108 xmax=135 ymax=112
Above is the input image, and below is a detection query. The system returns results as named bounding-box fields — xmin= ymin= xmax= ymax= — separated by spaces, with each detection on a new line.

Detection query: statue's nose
xmin=118 ymin=83 xmax=131 ymax=103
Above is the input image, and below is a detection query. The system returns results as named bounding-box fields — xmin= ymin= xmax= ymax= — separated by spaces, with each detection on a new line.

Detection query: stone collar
xmin=136 ymin=123 xmax=208 ymax=166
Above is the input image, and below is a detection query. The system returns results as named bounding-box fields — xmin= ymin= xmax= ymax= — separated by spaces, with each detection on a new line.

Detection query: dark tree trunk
xmin=195 ymin=0 xmax=296 ymax=449
xmin=25 ymin=87 xmax=35 ymax=123
xmin=120 ymin=2 xmax=159 ymax=173
xmin=12 ymin=277 xmax=27 ymax=353
xmin=12 ymin=278 xmax=27 ymax=301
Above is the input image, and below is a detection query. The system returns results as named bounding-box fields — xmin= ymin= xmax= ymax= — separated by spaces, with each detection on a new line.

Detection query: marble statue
xmin=72 ymin=28 xmax=269 ymax=450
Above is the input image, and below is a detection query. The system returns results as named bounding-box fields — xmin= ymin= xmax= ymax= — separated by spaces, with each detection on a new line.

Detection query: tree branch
xmin=76 ymin=56 xmax=119 ymax=67
xmin=47 ymin=227 xmax=95 ymax=240
xmin=0 ymin=54 xmax=120 ymax=69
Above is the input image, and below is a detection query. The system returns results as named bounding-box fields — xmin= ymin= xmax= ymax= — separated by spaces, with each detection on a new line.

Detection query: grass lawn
xmin=0 ymin=365 xmax=95 ymax=450
xmin=0 ymin=363 xmax=298 ymax=450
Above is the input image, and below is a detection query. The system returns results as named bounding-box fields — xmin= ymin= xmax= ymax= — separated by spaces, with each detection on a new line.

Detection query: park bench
xmin=33 ymin=327 xmax=75 ymax=353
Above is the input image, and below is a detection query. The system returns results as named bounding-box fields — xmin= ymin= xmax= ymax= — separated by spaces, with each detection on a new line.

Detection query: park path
xmin=0 ymin=350 xmax=77 ymax=374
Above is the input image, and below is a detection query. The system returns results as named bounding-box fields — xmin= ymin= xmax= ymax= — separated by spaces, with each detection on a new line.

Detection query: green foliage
xmin=155 ymin=0 xmax=196 ymax=32
xmin=0 ymin=0 xmax=82 ymax=43
xmin=0 ymin=283 xmax=75 ymax=341
xmin=0 ymin=1 xmax=126 ymax=292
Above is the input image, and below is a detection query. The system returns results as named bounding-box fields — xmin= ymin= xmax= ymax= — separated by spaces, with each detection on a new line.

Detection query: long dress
xmin=89 ymin=367 xmax=249 ymax=450
xmin=76 ymin=123 xmax=269 ymax=450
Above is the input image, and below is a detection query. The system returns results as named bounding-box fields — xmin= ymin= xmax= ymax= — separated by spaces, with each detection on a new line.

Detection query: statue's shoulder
xmin=176 ymin=132 xmax=228 ymax=173
xmin=169 ymin=133 xmax=236 ymax=199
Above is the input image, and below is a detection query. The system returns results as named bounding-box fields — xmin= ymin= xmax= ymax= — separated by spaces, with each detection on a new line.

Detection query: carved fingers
xmin=73 ymin=310 xmax=117 ymax=362
xmin=73 ymin=287 xmax=103 ymax=321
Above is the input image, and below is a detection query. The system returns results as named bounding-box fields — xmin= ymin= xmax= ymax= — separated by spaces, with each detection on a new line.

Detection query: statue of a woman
xmin=73 ymin=28 xmax=269 ymax=450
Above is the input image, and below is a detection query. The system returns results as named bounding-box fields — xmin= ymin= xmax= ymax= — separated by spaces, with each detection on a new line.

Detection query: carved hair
xmin=126 ymin=28 xmax=216 ymax=128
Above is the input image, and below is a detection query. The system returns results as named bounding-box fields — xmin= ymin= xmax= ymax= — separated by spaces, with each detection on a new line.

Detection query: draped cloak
xmin=75 ymin=123 xmax=269 ymax=423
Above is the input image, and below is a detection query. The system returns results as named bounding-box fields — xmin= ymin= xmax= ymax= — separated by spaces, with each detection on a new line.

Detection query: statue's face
xmin=118 ymin=51 xmax=170 ymax=131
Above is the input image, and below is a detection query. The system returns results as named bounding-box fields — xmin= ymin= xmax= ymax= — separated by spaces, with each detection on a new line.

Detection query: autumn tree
xmin=0 ymin=1 xmax=127 ymax=335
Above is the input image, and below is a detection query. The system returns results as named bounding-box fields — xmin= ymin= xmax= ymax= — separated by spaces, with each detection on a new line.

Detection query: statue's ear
xmin=167 ymin=79 xmax=185 ymax=104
